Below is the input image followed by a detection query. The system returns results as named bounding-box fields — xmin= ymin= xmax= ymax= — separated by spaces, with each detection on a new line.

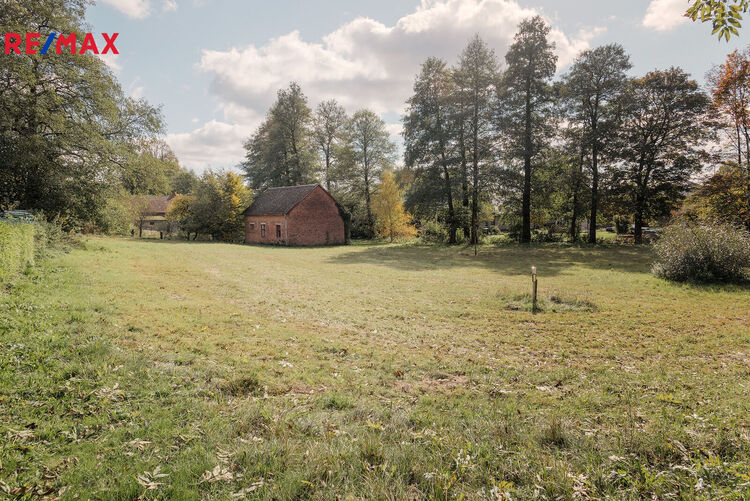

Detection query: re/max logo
xmin=3 ymin=33 xmax=119 ymax=55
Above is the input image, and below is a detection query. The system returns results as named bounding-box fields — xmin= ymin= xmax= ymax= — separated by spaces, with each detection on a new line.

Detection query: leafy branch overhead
xmin=686 ymin=0 xmax=749 ymax=40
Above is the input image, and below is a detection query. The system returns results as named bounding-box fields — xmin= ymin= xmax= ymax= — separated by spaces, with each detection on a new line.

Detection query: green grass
xmin=1 ymin=237 xmax=749 ymax=499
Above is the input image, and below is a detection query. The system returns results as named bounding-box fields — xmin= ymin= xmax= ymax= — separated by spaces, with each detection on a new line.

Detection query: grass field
xmin=1 ymin=238 xmax=749 ymax=499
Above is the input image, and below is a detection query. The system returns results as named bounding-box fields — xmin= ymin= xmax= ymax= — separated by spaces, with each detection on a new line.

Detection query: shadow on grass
xmin=326 ymin=242 xmax=654 ymax=277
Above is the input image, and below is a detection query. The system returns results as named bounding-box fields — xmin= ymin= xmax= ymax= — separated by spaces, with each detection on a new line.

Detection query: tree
xmin=372 ymin=171 xmax=417 ymax=241
xmin=707 ymin=47 xmax=750 ymax=225
xmin=454 ymin=35 xmax=500 ymax=245
xmin=241 ymin=83 xmax=318 ymax=189
xmin=687 ymin=0 xmax=748 ymax=40
xmin=404 ymin=57 xmax=459 ymax=243
xmin=612 ymin=68 xmax=713 ymax=243
xmin=500 ymin=16 xmax=558 ymax=244
xmin=313 ymin=100 xmax=348 ymax=191
xmin=682 ymin=164 xmax=750 ymax=227
xmin=171 ymin=169 xmax=200 ymax=195
xmin=347 ymin=109 xmax=396 ymax=237
xmin=166 ymin=194 xmax=198 ymax=240
xmin=122 ymin=139 xmax=183 ymax=195
xmin=561 ymin=44 xmax=631 ymax=243
xmin=130 ymin=196 xmax=151 ymax=238
xmin=0 ymin=0 xmax=163 ymax=227
xmin=190 ymin=171 xmax=253 ymax=241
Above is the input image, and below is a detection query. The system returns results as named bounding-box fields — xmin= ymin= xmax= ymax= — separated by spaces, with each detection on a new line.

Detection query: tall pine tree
xmin=454 ymin=36 xmax=499 ymax=244
xmin=404 ymin=57 xmax=459 ymax=243
xmin=499 ymin=16 xmax=557 ymax=243
xmin=241 ymin=83 xmax=317 ymax=189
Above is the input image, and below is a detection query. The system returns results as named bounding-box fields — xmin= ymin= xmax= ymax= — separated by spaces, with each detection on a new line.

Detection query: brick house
xmin=243 ymin=184 xmax=350 ymax=246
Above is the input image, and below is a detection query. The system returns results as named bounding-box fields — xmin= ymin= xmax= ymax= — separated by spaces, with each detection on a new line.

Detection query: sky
xmin=85 ymin=0 xmax=747 ymax=173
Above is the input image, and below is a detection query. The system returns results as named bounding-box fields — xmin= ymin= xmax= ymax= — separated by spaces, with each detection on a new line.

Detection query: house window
xmin=249 ymin=222 xmax=255 ymax=230
xmin=260 ymin=223 xmax=266 ymax=237
xmin=149 ymin=221 xmax=154 ymax=226
xmin=276 ymin=224 xmax=281 ymax=239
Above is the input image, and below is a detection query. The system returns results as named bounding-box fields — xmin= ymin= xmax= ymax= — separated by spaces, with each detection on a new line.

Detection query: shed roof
xmin=146 ymin=195 xmax=172 ymax=214
xmin=243 ymin=184 xmax=320 ymax=216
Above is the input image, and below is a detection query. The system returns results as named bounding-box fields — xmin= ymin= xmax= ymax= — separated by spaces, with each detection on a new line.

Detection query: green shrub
xmin=613 ymin=215 xmax=630 ymax=234
xmin=419 ymin=219 xmax=448 ymax=244
xmin=0 ymin=221 xmax=35 ymax=284
xmin=33 ymin=215 xmax=82 ymax=259
xmin=652 ymin=222 xmax=750 ymax=283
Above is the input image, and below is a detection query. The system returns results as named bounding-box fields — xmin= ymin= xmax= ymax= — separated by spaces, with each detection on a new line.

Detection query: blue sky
xmin=86 ymin=0 xmax=746 ymax=172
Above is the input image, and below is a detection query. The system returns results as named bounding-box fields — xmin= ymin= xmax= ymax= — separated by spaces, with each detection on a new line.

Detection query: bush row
xmin=0 ymin=221 xmax=35 ymax=284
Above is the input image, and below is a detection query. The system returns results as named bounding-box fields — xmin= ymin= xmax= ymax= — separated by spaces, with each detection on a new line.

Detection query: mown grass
xmin=1 ymin=237 xmax=749 ymax=499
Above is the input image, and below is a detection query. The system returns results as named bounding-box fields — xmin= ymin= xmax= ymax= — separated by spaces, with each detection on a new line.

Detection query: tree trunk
xmin=459 ymin=126 xmax=470 ymax=239
xmin=437 ymin=108 xmax=457 ymax=244
xmin=364 ymin=170 xmax=373 ymax=237
xmin=521 ymin=79 xmax=532 ymax=244
xmin=443 ymin=165 xmax=457 ymax=244
xmin=736 ymin=123 xmax=742 ymax=166
xmin=633 ymin=197 xmax=644 ymax=245
xmin=471 ymin=91 xmax=480 ymax=246
xmin=588 ymin=135 xmax=599 ymax=244
xmin=744 ymin=127 xmax=750 ymax=231
xmin=471 ymin=178 xmax=479 ymax=245
xmin=570 ymin=147 xmax=584 ymax=240
xmin=325 ymin=147 xmax=331 ymax=192
xmin=139 ymin=222 xmax=143 ymax=238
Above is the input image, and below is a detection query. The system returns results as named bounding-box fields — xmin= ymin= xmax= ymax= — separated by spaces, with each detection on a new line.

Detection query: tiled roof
xmin=243 ymin=184 xmax=320 ymax=216
xmin=130 ymin=195 xmax=173 ymax=215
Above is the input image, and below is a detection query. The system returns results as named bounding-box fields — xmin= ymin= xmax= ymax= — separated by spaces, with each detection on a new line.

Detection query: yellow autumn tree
xmin=372 ymin=170 xmax=417 ymax=241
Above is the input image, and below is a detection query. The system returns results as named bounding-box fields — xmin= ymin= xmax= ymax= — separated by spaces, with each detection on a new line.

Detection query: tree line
xmin=4 ymin=1 xmax=748 ymax=243
xmin=0 ymin=0 xmax=253 ymax=241
xmin=243 ymin=17 xmax=748 ymax=245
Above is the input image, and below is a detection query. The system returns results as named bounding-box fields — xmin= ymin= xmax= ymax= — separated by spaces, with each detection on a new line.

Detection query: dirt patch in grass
xmin=221 ymin=374 xmax=262 ymax=396
xmin=505 ymin=292 xmax=597 ymax=313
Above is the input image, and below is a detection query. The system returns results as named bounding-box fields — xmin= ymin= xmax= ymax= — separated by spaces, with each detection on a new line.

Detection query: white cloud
xmin=128 ymin=77 xmax=146 ymax=99
xmin=98 ymin=0 xmax=178 ymax=18
xmin=98 ymin=0 xmax=151 ymax=19
xmin=173 ymin=0 xmax=601 ymax=171
xmin=98 ymin=53 xmax=122 ymax=73
xmin=162 ymin=0 xmax=178 ymax=13
xmin=166 ymin=120 xmax=254 ymax=172
xmin=642 ymin=0 xmax=690 ymax=31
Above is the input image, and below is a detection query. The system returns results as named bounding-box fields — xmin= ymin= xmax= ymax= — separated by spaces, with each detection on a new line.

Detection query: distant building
xmin=243 ymin=184 xmax=349 ymax=246
xmin=133 ymin=195 xmax=174 ymax=237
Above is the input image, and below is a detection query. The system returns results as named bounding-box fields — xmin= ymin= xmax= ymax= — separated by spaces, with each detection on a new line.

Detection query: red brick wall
xmin=244 ymin=214 xmax=285 ymax=244
xmin=287 ymin=186 xmax=345 ymax=245
xmin=244 ymin=186 xmax=345 ymax=246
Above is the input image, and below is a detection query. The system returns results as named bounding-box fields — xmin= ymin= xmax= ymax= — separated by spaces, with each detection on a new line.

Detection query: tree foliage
xmin=403 ymin=57 xmax=459 ymax=243
xmin=0 ymin=0 xmax=163 ymax=227
xmin=241 ymin=83 xmax=318 ymax=190
xmin=190 ymin=171 xmax=253 ymax=242
xmin=499 ymin=16 xmax=557 ymax=244
xmin=561 ymin=44 xmax=631 ymax=243
xmin=347 ymin=109 xmax=396 ymax=237
xmin=454 ymin=35 xmax=500 ymax=244
xmin=610 ymin=69 xmax=712 ymax=242
xmin=687 ymin=0 xmax=748 ymax=40
xmin=682 ymin=164 xmax=750 ymax=227
xmin=372 ymin=171 xmax=417 ymax=241
xmin=313 ymin=100 xmax=349 ymax=191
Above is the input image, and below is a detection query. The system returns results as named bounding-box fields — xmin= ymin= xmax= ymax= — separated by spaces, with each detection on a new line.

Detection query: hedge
xmin=0 ymin=221 xmax=35 ymax=284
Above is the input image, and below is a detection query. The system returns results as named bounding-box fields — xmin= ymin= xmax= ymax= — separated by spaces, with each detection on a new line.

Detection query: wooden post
xmin=531 ymin=266 xmax=538 ymax=313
